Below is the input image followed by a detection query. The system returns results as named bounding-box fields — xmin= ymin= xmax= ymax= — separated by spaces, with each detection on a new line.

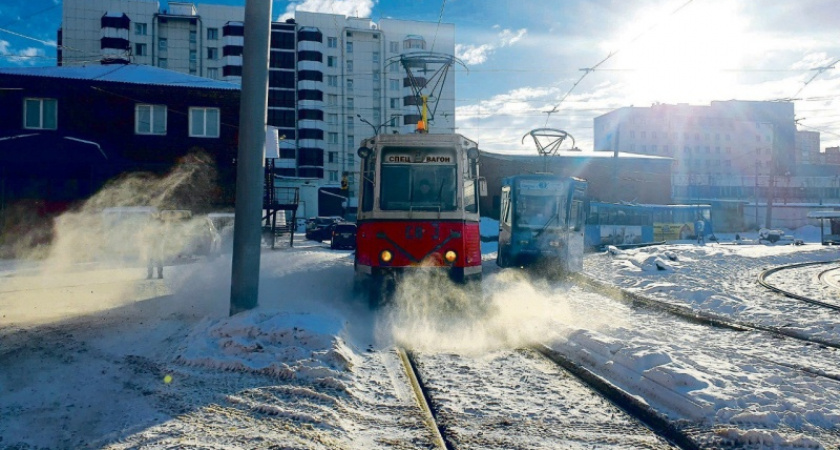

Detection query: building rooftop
xmin=0 ymin=64 xmax=240 ymax=90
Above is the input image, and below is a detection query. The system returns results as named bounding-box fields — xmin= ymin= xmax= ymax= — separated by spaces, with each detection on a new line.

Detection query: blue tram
xmin=496 ymin=174 xmax=588 ymax=272
xmin=584 ymin=202 xmax=713 ymax=251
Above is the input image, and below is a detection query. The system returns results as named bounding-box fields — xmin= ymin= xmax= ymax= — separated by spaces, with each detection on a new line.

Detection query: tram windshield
xmin=516 ymin=194 xmax=563 ymax=229
xmin=379 ymin=147 xmax=457 ymax=211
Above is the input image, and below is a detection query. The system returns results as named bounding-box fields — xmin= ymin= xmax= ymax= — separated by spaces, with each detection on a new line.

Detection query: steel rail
xmin=757 ymin=260 xmax=840 ymax=312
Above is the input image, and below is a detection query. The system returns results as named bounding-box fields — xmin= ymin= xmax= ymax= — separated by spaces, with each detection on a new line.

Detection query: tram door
xmin=497 ymin=185 xmax=513 ymax=267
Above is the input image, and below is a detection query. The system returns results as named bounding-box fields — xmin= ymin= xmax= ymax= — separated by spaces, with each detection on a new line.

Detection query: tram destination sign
xmin=518 ymin=179 xmax=566 ymax=192
xmin=383 ymin=149 xmax=455 ymax=164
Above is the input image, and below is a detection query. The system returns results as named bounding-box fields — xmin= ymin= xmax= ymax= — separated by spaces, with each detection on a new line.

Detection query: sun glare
xmin=607 ymin=1 xmax=753 ymax=103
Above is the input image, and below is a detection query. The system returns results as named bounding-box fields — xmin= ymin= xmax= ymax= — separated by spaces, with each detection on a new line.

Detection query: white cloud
xmin=455 ymin=43 xmax=493 ymax=65
xmin=456 ymin=27 xmax=528 ymax=66
xmin=278 ymin=0 xmax=375 ymax=22
xmin=498 ymin=28 xmax=527 ymax=47
xmin=0 ymin=40 xmax=10 ymax=54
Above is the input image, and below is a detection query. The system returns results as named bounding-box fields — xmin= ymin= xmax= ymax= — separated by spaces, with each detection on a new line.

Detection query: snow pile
xmin=174 ymin=310 xmax=356 ymax=388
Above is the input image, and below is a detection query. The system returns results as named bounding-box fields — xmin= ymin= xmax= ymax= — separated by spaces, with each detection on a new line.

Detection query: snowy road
xmin=1 ymin=235 xmax=840 ymax=448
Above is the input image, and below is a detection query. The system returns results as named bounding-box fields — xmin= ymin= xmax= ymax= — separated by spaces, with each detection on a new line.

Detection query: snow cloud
xmin=279 ymin=0 xmax=375 ymax=21
xmin=456 ymin=27 xmax=528 ymax=66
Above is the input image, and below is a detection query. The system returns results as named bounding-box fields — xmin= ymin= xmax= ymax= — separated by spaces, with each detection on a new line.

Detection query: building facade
xmin=0 ymin=65 xmax=241 ymax=225
xmin=59 ymin=1 xmax=456 ymax=213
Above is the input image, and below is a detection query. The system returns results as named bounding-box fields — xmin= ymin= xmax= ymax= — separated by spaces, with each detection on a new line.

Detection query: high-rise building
xmin=59 ymin=1 xmax=456 ymax=204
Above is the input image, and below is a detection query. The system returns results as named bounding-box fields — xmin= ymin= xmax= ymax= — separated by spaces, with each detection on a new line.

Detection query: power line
xmin=429 ymin=0 xmax=447 ymax=54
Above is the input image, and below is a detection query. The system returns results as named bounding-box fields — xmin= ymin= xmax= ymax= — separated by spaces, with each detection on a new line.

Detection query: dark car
xmin=330 ymin=223 xmax=357 ymax=250
xmin=305 ymin=216 xmax=344 ymax=242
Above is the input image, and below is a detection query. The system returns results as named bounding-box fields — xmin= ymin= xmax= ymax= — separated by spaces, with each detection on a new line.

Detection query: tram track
xmin=757 ymin=260 xmax=840 ymax=312
xmin=571 ymin=271 xmax=840 ymax=351
xmin=397 ymin=345 xmax=694 ymax=449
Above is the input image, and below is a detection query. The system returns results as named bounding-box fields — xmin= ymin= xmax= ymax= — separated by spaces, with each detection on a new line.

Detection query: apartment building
xmin=58 ymin=1 xmax=456 ymax=211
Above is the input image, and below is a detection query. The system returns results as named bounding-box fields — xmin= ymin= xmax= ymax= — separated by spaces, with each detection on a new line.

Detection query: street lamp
xmin=357 ymin=114 xmax=395 ymax=136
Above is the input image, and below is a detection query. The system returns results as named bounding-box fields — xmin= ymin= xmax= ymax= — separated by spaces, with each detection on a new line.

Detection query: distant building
xmin=58 ymin=1 xmax=456 ymax=211
xmin=0 ymin=64 xmax=241 ymax=222
xmin=795 ymin=130 xmax=820 ymax=165
xmin=592 ymin=101 xmax=840 ymax=229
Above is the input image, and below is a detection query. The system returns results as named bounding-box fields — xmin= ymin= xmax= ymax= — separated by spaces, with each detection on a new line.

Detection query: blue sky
xmin=2 ymin=0 xmax=840 ymax=153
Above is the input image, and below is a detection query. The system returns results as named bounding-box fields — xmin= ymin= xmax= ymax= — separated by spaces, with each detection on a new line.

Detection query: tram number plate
xmin=405 ymin=223 xmax=440 ymax=240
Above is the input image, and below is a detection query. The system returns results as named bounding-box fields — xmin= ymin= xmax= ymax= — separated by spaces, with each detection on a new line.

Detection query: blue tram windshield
xmin=515 ymin=194 xmax=563 ymax=228
xmin=379 ymin=147 xmax=457 ymax=211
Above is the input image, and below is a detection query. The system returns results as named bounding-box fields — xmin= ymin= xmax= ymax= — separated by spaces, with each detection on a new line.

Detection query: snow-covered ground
xmin=2 ymin=222 xmax=840 ymax=448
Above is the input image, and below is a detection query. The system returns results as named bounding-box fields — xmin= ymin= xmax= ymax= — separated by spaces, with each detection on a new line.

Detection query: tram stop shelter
xmin=806 ymin=210 xmax=840 ymax=245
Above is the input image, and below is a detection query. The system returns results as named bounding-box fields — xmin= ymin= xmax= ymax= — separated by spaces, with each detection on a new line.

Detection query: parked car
xmin=330 ymin=223 xmax=357 ymax=250
xmin=305 ymin=216 xmax=344 ymax=242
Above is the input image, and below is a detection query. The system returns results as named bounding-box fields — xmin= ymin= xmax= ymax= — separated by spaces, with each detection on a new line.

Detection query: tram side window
xmin=587 ymin=204 xmax=599 ymax=225
xmin=570 ymin=199 xmax=583 ymax=231
xmin=360 ymin=156 xmax=375 ymax=212
xmin=464 ymin=178 xmax=477 ymax=213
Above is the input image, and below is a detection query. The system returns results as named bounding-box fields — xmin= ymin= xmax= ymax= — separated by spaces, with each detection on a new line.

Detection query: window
xmin=189 ymin=30 xmax=197 ymax=43
xmin=135 ymin=23 xmax=147 ymax=35
xmin=389 ymin=63 xmax=398 ymax=73
xmin=328 ymin=151 xmax=337 ymax=162
xmin=158 ymin=38 xmax=167 ymax=50
xmin=390 ymin=98 xmax=399 ymax=108
xmin=390 ymin=41 xmax=399 ymax=52
xmin=329 ymin=170 xmax=338 ymax=181
xmin=158 ymin=58 xmax=167 ymax=68
xmin=389 ymin=79 xmax=399 ymax=91
xmin=327 ymin=94 xmax=338 ymax=105
xmin=346 ymin=41 xmax=353 ymax=53
xmin=327 ymin=113 xmax=338 ymax=125
xmin=327 ymin=75 xmax=338 ymax=87
xmin=327 ymin=37 xmax=337 ymax=48
xmin=189 ymin=107 xmax=220 ymax=138
xmin=346 ymin=60 xmax=353 ymax=72
xmin=207 ymin=28 xmax=218 ymax=40
xmin=328 ymin=133 xmax=338 ymax=144
xmin=207 ymin=67 xmax=218 ymax=79
xmin=207 ymin=47 xmax=218 ymax=60
xmin=347 ymin=79 xmax=354 ymax=92
xmin=347 ymin=116 xmax=354 ymax=132
xmin=372 ymin=52 xmax=380 ymax=64
xmin=135 ymin=104 xmax=167 ymax=135
xmin=189 ymin=50 xmax=197 ymax=61
xmin=24 ymin=98 xmax=57 ymax=130
xmin=347 ymin=135 xmax=355 ymax=146
xmin=347 ymin=97 xmax=354 ymax=109
xmin=372 ymin=71 xmax=380 ymax=82
xmin=327 ymin=56 xmax=336 ymax=67
xmin=135 ymin=43 xmax=146 ymax=56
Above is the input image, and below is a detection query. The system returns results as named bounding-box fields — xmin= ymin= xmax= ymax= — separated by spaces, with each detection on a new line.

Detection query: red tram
xmin=354 ymin=133 xmax=483 ymax=302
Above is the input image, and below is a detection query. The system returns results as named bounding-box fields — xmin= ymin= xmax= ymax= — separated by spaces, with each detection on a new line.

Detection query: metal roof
xmin=0 ymin=64 xmax=240 ymax=90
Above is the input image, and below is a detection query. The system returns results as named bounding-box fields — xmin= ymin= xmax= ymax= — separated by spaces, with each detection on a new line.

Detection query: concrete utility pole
xmin=230 ymin=0 xmax=272 ymax=316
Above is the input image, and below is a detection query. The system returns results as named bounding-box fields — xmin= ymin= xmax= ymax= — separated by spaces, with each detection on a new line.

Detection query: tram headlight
xmin=379 ymin=250 xmax=393 ymax=263
xmin=549 ymin=240 xmax=561 ymax=247
xmin=444 ymin=250 xmax=457 ymax=263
